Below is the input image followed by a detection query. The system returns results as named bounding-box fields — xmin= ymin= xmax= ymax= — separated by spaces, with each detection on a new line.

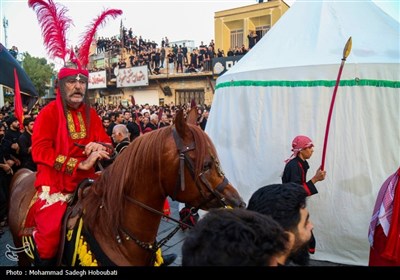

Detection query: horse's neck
xmin=123 ymin=195 xmax=165 ymax=240
xmin=93 ymin=195 xmax=165 ymax=266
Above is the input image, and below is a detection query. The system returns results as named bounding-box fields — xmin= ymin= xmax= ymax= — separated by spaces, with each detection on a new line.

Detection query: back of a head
xmin=113 ymin=124 xmax=129 ymax=138
xmin=247 ymin=183 xmax=307 ymax=232
xmin=182 ymin=208 xmax=288 ymax=266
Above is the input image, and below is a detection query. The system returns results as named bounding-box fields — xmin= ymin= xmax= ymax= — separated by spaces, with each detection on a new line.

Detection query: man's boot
xmin=161 ymin=253 xmax=177 ymax=266
xmin=34 ymin=257 xmax=56 ymax=266
xmin=32 ymin=241 xmax=56 ymax=266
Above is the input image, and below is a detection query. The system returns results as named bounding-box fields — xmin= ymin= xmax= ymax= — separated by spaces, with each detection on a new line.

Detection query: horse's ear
xmin=174 ymin=109 xmax=189 ymax=137
xmin=186 ymin=107 xmax=198 ymax=125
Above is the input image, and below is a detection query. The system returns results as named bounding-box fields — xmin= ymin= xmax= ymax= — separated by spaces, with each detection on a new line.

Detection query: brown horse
xmin=8 ymin=109 xmax=245 ymax=266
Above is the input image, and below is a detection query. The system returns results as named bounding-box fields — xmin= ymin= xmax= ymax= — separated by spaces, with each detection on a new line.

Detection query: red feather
xmin=78 ymin=9 xmax=123 ymax=67
xmin=28 ymin=0 xmax=72 ymax=62
xmin=131 ymin=96 xmax=136 ymax=106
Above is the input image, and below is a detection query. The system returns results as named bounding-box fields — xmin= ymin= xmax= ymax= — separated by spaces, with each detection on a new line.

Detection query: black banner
xmin=212 ymin=55 xmax=244 ymax=76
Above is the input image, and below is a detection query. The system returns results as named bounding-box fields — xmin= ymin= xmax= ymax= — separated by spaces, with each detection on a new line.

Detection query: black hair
xmin=247 ymin=183 xmax=307 ymax=232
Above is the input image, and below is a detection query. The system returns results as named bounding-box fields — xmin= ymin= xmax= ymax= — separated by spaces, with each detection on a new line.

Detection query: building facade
xmin=86 ymin=1 xmax=288 ymax=107
xmin=215 ymin=0 xmax=289 ymax=54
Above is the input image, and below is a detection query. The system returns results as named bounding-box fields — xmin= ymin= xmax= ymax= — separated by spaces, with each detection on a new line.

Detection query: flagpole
xmin=320 ymin=37 xmax=352 ymax=171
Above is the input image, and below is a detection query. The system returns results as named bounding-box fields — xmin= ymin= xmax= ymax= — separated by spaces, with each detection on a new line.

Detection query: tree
xmin=22 ymin=52 xmax=55 ymax=97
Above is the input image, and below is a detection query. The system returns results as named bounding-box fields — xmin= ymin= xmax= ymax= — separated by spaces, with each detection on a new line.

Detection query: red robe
xmin=369 ymin=168 xmax=400 ymax=266
xmin=32 ymin=101 xmax=111 ymax=194
xmin=30 ymin=100 xmax=111 ymax=259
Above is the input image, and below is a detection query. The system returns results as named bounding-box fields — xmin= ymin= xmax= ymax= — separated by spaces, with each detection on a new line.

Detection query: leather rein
xmin=120 ymin=126 xmax=232 ymax=255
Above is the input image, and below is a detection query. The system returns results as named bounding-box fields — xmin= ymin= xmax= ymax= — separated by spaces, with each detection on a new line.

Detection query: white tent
xmin=206 ymin=0 xmax=399 ymax=266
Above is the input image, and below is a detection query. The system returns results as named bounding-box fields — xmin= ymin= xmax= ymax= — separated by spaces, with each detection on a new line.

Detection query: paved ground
xmin=0 ymin=198 xmax=343 ymax=267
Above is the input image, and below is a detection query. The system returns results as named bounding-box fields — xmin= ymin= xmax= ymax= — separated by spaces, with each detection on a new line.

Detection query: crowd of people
xmin=92 ymin=25 xmax=252 ymax=76
xmin=0 ymin=101 xmax=210 ymax=238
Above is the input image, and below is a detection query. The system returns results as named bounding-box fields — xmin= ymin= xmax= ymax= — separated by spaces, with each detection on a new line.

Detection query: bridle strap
xmin=172 ymin=127 xmax=195 ymax=194
xmin=198 ymin=174 xmax=230 ymax=208
xmin=124 ymin=195 xmax=194 ymax=230
xmin=171 ymin=126 xmax=230 ymax=208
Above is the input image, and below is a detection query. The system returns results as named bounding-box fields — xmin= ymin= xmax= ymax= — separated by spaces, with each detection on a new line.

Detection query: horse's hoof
xmin=161 ymin=253 xmax=177 ymax=266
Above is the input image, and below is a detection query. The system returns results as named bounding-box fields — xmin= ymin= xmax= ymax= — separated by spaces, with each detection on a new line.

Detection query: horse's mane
xmin=83 ymin=123 xmax=212 ymax=243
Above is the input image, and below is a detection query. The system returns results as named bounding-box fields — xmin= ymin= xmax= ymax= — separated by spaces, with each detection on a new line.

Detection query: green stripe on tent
xmin=216 ymin=79 xmax=400 ymax=90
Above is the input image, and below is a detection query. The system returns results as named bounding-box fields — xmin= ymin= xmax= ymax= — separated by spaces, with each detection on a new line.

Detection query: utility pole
xmin=3 ymin=16 xmax=8 ymax=48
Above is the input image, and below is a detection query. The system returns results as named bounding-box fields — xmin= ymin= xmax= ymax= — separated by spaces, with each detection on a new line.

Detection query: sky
xmin=1 ymin=0 xmax=399 ymax=68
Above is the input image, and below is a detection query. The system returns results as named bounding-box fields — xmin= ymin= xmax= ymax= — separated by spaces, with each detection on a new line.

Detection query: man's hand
xmin=78 ymin=150 xmax=110 ymax=171
xmin=312 ymin=168 xmax=327 ymax=184
xmin=83 ymin=142 xmax=108 ymax=156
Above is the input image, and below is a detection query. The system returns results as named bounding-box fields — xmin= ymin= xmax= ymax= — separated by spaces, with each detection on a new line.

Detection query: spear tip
xmin=343 ymin=36 xmax=352 ymax=60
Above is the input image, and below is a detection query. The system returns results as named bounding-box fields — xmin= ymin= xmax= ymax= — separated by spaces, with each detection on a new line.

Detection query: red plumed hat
xmin=28 ymin=0 xmax=122 ymax=79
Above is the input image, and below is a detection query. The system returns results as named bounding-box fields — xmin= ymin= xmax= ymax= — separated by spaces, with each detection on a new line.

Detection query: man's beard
xmin=287 ymin=242 xmax=310 ymax=266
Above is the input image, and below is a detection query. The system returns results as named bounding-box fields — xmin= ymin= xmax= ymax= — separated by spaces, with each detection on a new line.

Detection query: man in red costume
xmin=31 ymin=66 xmax=112 ymax=266
xmin=28 ymin=0 xmax=121 ymax=266
xmin=368 ymin=167 xmax=400 ymax=266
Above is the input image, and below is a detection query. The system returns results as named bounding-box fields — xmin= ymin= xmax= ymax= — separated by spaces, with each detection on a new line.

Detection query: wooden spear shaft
xmin=321 ymin=36 xmax=352 ymax=171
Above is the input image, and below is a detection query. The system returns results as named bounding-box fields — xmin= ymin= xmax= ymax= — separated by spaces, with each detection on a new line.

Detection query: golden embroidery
xmin=67 ymin=111 xmax=87 ymax=139
xmin=65 ymin=157 xmax=78 ymax=175
xmin=54 ymin=155 xmax=67 ymax=171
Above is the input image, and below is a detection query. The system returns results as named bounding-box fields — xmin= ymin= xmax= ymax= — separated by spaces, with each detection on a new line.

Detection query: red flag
xmin=131 ymin=95 xmax=136 ymax=106
xmin=14 ymin=68 xmax=24 ymax=130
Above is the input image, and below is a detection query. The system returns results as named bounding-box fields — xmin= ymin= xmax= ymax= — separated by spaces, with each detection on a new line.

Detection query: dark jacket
xmin=282 ymin=156 xmax=318 ymax=196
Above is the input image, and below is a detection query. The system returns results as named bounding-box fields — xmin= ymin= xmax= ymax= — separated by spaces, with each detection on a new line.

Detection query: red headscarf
xmin=285 ymin=135 xmax=314 ymax=163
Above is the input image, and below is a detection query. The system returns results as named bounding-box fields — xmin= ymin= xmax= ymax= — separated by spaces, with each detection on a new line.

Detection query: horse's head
xmin=168 ymin=108 xmax=246 ymax=210
xmin=79 ymin=107 xmax=245 ymax=266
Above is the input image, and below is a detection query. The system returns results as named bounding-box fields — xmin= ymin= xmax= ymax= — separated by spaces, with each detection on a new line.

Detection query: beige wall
xmin=92 ymin=75 xmax=215 ymax=107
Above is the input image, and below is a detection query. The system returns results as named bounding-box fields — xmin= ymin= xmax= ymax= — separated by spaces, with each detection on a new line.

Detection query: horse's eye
xmin=203 ymin=161 xmax=212 ymax=170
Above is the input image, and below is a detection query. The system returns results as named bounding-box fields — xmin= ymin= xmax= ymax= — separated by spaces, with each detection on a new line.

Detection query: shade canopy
xmin=0 ymin=43 xmax=38 ymax=110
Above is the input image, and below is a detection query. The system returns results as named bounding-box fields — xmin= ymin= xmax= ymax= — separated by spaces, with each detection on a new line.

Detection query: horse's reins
xmin=171 ymin=127 xmax=231 ymax=209
xmin=120 ymin=126 xmax=232 ymax=259
xmin=74 ymin=142 xmax=117 ymax=171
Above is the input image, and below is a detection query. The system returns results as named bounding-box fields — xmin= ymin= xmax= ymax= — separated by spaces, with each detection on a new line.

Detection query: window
xmin=175 ymin=89 xmax=205 ymax=106
xmin=230 ymin=29 xmax=243 ymax=50
xmin=256 ymin=26 xmax=270 ymax=41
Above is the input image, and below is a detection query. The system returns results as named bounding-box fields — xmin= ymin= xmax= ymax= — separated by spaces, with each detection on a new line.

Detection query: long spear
xmin=320 ymin=36 xmax=352 ymax=171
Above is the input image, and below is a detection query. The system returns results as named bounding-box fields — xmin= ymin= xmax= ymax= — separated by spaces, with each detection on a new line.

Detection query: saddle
xmin=19 ymin=178 xmax=94 ymax=265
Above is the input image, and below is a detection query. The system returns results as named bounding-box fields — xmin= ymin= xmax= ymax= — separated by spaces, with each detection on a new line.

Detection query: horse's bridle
xmin=120 ymin=126 xmax=237 ymax=259
xmin=170 ymin=126 xmax=232 ymax=210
